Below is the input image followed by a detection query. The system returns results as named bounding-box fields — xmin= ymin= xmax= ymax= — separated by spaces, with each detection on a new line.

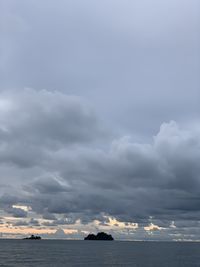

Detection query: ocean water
xmin=0 ymin=239 xmax=200 ymax=267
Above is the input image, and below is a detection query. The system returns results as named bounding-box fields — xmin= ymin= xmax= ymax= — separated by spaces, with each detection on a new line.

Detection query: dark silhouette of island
xmin=84 ymin=232 xmax=114 ymax=241
xmin=24 ymin=234 xmax=41 ymax=240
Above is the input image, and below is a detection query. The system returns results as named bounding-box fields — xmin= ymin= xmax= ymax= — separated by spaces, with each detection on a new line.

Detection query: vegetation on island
xmin=84 ymin=232 xmax=114 ymax=241
xmin=24 ymin=235 xmax=41 ymax=240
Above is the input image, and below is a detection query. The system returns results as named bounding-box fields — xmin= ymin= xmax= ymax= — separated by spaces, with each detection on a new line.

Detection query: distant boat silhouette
xmin=84 ymin=232 xmax=114 ymax=241
xmin=24 ymin=234 xmax=41 ymax=240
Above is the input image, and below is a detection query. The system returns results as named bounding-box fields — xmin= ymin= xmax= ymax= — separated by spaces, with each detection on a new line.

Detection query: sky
xmin=0 ymin=0 xmax=200 ymax=240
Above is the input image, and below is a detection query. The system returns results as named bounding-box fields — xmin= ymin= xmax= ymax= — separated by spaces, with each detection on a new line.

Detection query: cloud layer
xmin=1 ymin=0 xmax=199 ymax=136
xmin=0 ymin=89 xmax=200 ymax=240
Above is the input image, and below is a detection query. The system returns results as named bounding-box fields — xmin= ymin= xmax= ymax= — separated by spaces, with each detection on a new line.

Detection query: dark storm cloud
xmin=0 ymin=194 xmax=19 ymax=206
xmin=0 ymin=89 xmax=200 ymax=235
xmin=26 ymin=120 xmax=200 ymax=227
xmin=29 ymin=176 xmax=70 ymax=194
xmin=0 ymin=89 xmax=198 ymax=233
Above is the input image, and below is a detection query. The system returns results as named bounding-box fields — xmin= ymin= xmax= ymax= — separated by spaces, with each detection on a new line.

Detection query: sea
xmin=0 ymin=239 xmax=200 ymax=267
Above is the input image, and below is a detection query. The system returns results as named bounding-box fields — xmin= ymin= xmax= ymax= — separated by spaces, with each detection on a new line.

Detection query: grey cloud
xmin=5 ymin=207 xmax=27 ymax=218
xmin=29 ymin=176 xmax=70 ymax=194
xmin=13 ymin=220 xmax=29 ymax=226
xmin=0 ymin=89 xmax=102 ymax=168
xmin=7 ymin=120 xmax=199 ymax=231
xmin=42 ymin=217 xmax=76 ymax=227
xmin=29 ymin=218 xmax=40 ymax=226
xmin=1 ymin=110 xmax=200 ymax=241
xmin=0 ymin=89 xmax=99 ymax=144
xmin=0 ymin=194 xmax=19 ymax=206
xmin=42 ymin=212 xmax=57 ymax=221
xmin=12 ymin=218 xmax=40 ymax=227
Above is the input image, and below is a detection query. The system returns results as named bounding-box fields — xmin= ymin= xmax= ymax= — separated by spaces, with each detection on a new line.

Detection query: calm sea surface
xmin=0 ymin=239 xmax=200 ymax=267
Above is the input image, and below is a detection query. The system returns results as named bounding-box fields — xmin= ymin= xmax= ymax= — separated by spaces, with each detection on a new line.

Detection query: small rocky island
xmin=24 ymin=234 xmax=41 ymax=240
xmin=84 ymin=232 xmax=114 ymax=241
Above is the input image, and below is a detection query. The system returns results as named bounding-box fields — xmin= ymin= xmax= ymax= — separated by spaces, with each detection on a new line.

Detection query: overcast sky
xmin=0 ymin=0 xmax=200 ymax=240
